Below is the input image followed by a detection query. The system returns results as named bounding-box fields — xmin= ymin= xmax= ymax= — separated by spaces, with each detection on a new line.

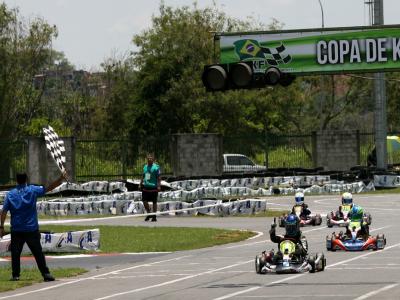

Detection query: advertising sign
xmin=219 ymin=25 xmax=400 ymax=74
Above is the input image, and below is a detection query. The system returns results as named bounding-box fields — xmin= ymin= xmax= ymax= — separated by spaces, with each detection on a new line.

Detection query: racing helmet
xmin=285 ymin=214 xmax=300 ymax=237
xmin=341 ymin=192 xmax=353 ymax=205
xmin=348 ymin=204 xmax=364 ymax=219
xmin=295 ymin=192 xmax=304 ymax=205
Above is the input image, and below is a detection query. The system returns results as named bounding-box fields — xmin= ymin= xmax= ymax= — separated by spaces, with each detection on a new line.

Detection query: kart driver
xmin=344 ymin=200 xmax=369 ymax=240
xmin=292 ymin=192 xmax=311 ymax=220
xmin=336 ymin=192 xmax=353 ymax=219
xmin=269 ymin=214 xmax=308 ymax=263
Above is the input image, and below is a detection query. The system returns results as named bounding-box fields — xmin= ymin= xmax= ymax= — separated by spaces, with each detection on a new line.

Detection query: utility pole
xmin=371 ymin=0 xmax=387 ymax=169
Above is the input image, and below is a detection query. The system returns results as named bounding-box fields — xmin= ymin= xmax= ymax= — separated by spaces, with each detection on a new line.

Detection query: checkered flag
xmin=42 ymin=125 xmax=67 ymax=175
xmin=261 ymin=43 xmax=292 ymax=66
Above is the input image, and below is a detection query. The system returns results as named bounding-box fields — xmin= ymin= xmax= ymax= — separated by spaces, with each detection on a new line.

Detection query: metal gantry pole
xmin=372 ymin=0 xmax=387 ymax=169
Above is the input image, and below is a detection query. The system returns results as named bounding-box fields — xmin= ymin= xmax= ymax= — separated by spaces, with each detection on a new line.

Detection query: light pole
xmin=318 ymin=0 xmax=325 ymax=28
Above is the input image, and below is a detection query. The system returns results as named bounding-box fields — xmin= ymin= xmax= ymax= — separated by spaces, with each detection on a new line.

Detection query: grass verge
xmin=0 ymin=266 xmax=86 ymax=293
xmin=250 ymin=209 xmax=289 ymax=217
xmin=365 ymin=187 xmax=400 ymax=194
xmin=37 ymin=225 xmax=255 ymax=253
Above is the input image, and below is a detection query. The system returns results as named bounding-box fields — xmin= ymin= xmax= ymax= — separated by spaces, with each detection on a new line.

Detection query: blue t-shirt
xmin=3 ymin=184 xmax=45 ymax=232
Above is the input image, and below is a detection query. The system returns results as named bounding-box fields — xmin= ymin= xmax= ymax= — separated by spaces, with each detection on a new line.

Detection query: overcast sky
xmin=2 ymin=0 xmax=400 ymax=70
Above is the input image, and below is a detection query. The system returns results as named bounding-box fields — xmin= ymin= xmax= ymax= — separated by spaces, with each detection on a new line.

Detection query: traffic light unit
xmin=202 ymin=62 xmax=295 ymax=92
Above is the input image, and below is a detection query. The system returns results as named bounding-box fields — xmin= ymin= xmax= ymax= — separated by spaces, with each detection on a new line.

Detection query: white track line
xmin=353 ymin=283 xmax=399 ymax=300
xmin=236 ymin=295 xmax=356 ymax=298
xmin=246 ymin=231 xmax=263 ymax=240
xmin=212 ymin=242 xmax=400 ymax=300
xmin=122 ymin=252 xmax=172 ymax=255
xmin=48 ymin=254 xmax=95 ymax=259
xmin=0 ymin=256 xmax=190 ymax=300
xmin=92 ymin=259 xmax=254 ymax=300
xmin=369 ymin=225 xmax=391 ymax=232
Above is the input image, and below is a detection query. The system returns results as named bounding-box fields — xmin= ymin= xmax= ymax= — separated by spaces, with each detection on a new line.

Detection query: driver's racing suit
xmin=345 ymin=205 xmax=369 ymax=239
xmin=292 ymin=204 xmax=311 ymax=220
xmin=268 ymin=225 xmax=308 ymax=263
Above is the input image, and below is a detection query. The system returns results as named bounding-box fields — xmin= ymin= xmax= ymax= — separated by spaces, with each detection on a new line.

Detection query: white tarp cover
xmin=37 ymin=199 xmax=267 ymax=216
xmin=47 ymin=181 xmax=127 ymax=194
xmin=0 ymin=229 xmax=100 ymax=255
xmin=170 ymin=176 xmax=332 ymax=190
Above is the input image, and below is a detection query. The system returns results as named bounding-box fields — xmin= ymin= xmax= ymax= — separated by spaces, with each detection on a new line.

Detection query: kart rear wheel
xmin=364 ymin=213 xmax=372 ymax=225
xmin=376 ymin=234 xmax=386 ymax=250
xmin=255 ymin=255 xmax=263 ymax=274
xmin=315 ymin=214 xmax=322 ymax=226
xmin=308 ymin=256 xmax=316 ymax=273
xmin=316 ymin=253 xmax=325 ymax=271
xmin=326 ymin=215 xmax=333 ymax=228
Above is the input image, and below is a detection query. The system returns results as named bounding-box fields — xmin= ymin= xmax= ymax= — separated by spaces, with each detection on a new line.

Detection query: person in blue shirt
xmin=139 ymin=153 xmax=161 ymax=222
xmin=0 ymin=172 xmax=65 ymax=282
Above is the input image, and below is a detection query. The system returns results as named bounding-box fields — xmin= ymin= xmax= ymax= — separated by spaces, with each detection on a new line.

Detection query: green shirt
xmin=142 ymin=163 xmax=160 ymax=189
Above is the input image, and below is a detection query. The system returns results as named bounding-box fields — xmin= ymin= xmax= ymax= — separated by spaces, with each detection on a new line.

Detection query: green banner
xmin=219 ymin=25 xmax=400 ymax=74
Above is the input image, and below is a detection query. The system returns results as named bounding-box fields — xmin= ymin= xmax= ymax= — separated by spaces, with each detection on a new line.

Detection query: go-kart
xmin=255 ymin=239 xmax=326 ymax=274
xmin=326 ymin=221 xmax=386 ymax=251
xmin=279 ymin=205 xmax=322 ymax=227
xmin=326 ymin=204 xmax=371 ymax=227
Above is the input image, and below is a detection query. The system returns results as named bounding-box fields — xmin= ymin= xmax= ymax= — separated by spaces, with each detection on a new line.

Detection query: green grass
xmin=37 ymin=225 xmax=255 ymax=253
xmin=268 ymin=146 xmax=313 ymax=168
xmin=0 ymin=266 xmax=86 ymax=293
xmin=364 ymin=187 xmax=400 ymax=194
xmin=250 ymin=209 xmax=289 ymax=217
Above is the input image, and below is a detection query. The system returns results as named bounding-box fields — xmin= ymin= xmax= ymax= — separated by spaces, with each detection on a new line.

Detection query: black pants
xmin=11 ymin=231 xmax=50 ymax=277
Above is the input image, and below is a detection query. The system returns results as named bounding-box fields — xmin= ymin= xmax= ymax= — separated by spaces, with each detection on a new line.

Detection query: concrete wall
xmin=27 ymin=137 xmax=75 ymax=186
xmin=170 ymin=134 xmax=223 ymax=177
xmin=316 ymin=130 xmax=360 ymax=171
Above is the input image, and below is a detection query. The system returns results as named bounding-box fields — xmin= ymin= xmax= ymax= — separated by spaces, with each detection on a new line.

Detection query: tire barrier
xmin=373 ymin=175 xmax=400 ymax=187
xmin=36 ymin=199 xmax=268 ymax=217
xmin=0 ymin=229 xmax=100 ymax=255
xmin=169 ymin=176 xmax=333 ymax=190
xmin=1 ymin=176 xmax=375 ymax=216
xmin=45 ymin=179 xmax=173 ymax=195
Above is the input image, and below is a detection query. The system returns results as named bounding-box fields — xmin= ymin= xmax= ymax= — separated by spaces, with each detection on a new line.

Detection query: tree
xmin=0 ymin=4 xmax=57 ymax=183
xmin=127 ymin=3 xmax=281 ymax=139
xmin=0 ymin=4 xmax=57 ymax=140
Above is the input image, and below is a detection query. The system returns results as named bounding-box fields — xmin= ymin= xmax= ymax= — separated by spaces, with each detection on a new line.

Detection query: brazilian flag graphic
xmin=234 ymin=39 xmax=292 ymax=66
xmin=234 ymin=39 xmax=265 ymax=60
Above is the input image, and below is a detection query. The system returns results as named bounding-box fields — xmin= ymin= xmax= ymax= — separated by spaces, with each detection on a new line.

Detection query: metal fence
xmin=223 ymin=133 xmax=314 ymax=169
xmin=3 ymin=132 xmax=400 ymax=184
xmin=75 ymin=136 xmax=172 ymax=181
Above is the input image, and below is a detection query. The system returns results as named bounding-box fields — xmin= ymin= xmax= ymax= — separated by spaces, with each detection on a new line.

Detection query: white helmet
xmin=295 ymin=192 xmax=304 ymax=205
xmin=342 ymin=192 xmax=353 ymax=205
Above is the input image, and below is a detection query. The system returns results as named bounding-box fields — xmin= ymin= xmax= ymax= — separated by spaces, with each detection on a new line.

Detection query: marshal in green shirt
xmin=142 ymin=163 xmax=160 ymax=189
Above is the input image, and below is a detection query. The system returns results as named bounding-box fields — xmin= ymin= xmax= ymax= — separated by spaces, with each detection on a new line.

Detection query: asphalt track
xmin=1 ymin=194 xmax=400 ymax=300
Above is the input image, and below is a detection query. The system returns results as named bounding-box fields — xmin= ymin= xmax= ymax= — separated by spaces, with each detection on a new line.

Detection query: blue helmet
xmin=295 ymin=192 xmax=304 ymax=205
xmin=348 ymin=204 xmax=364 ymax=220
xmin=285 ymin=214 xmax=300 ymax=237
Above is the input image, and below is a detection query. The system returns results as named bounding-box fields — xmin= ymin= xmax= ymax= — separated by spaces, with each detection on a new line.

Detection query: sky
xmin=2 ymin=0 xmax=400 ymax=71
